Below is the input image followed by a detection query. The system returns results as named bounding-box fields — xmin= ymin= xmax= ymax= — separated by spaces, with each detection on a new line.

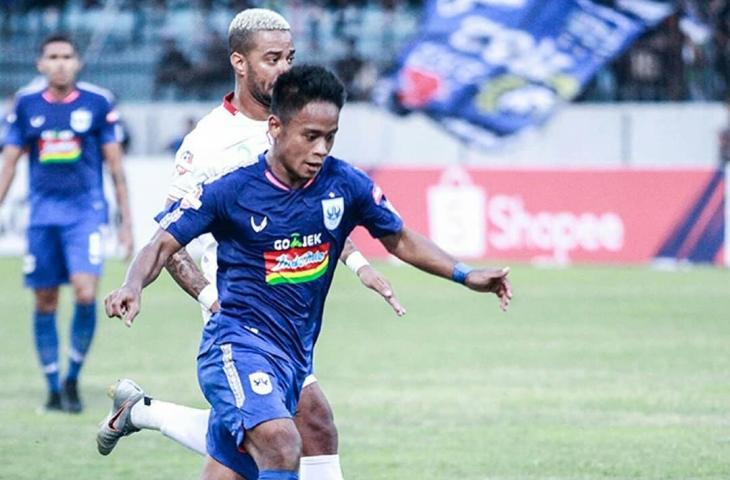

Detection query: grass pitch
xmin=0 ymin=257 xmax=728 ymax=479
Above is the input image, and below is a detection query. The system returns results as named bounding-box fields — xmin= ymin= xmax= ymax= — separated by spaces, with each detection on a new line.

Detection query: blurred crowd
xmin=582 ymin=0 xmax=730 ymax=102
xmin=0 ymin=0 xmax=419 ymax=101
xmin=1 ymin=0 xmax=730 ymax=103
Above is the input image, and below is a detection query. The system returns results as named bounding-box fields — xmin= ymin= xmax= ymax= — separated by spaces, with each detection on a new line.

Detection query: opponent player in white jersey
xmin=97 ymin=9 xmax=403 ymax=480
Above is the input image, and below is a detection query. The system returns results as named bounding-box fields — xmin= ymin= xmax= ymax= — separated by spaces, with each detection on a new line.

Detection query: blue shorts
xmin=24 ymin=220 xmax=104 ymax=288
xmin=198 ymin=340 xmax=304 ymax=478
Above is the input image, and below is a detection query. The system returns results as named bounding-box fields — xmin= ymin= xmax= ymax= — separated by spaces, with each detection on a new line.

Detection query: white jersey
xmin=168 ymin=93 xmax=269 ymax=322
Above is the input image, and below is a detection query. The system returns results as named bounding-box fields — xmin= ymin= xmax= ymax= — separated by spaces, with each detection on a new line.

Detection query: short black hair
xmin=271 ymin=65 xmax=346 ymax=124
xmin=39 ymin=33 xmax=77 ymax=56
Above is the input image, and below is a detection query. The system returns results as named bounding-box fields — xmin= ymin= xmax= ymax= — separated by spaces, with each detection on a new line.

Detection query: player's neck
xmin=232 ymin=89 xmax=269 ymax=121
xmin=45 ymin=84 xmax=76 ymax=101
xmin=265 ymin=152 xmax=309 ymax=190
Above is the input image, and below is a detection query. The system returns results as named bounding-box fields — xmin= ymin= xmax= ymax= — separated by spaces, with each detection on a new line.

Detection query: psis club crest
xmin=70 ymin=108 xmax=92 ymax=133
xmin=321 ymin=196 xmax=344 ymax=230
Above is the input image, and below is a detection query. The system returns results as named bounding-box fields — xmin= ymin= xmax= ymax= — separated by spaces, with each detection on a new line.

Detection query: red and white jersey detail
xmin=167 ymin=94 xmax=269 ymax=322
xmin=168 ymin=94 xmax=269 ymax=201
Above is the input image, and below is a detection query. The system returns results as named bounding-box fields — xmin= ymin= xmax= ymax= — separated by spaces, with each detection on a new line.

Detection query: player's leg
xmin=198 ymin=343 xmax=301 ymax=479
xmin=33 ymin=286 xmax=61 ymax=410
xmin=97 ymin=378 xmax=210 ymax=455
xmin=243 ymin=418 xmax=301 ymax=477
xmin=296 ymin=378 xmax=344 ymax=480
xmin=25 ymin=225 xmax=66 ymax=411
xmin=200 ymin=455 xmax=246 ymax=480
xmin=61 ymin=221 xmax=104 ymax=412
xmin=99 ymin=379 xmax=345 ymax=479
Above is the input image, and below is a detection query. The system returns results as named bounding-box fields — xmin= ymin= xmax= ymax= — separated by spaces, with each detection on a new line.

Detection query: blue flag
xmin=381 ymin=0 xmax=674 ymax=147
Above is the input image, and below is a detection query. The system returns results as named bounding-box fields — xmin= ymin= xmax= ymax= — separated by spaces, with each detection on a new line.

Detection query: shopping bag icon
xmin=427 ymin=167 xmax=486 ymax=258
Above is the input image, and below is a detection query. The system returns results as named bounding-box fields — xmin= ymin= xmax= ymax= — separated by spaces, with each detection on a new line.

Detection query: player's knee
xmin=249 ymin=421 xmax=302 ymax=470
xmin=72 ymin=282 xmax=96 ymax=304
xmin=272 ymin=434 xmax=302 ymax=469
xmin=34 ymin=289 xmax=59 ymax=313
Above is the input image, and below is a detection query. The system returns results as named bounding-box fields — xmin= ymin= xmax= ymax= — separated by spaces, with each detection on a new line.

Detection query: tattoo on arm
xmin=165 ymin=248 xmax=210 ymax=299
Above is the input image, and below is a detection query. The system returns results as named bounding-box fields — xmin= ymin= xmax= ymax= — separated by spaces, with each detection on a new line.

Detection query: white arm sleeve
xmin=168 ymin=133 xmax=212 ymax=201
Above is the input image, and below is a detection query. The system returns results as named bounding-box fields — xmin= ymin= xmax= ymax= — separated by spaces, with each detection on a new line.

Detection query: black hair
xmin=271 ymin=65 xmax=346 ymax=124
xmin=39 ymin=33 xmax=77 ymax=56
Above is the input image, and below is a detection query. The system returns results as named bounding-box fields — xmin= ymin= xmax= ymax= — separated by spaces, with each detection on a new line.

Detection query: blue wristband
xmin=451 ymin=262 xmax=474 ymax=284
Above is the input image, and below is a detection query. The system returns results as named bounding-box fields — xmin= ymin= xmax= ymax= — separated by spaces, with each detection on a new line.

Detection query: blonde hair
xmin=228 ymin=8 xmax=290 ymax=53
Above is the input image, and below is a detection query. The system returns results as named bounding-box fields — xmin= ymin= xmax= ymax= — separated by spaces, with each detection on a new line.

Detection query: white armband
xmin=345 ymin=251 xmax=370 ymax=275
xmin=196 ymin=284 xmax=218 ymax=311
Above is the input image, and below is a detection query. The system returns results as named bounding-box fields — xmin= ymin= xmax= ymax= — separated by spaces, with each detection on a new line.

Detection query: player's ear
xmin=268 ymin=114 xmax=282 ymax=141
xmin=230 ymin=51 xmax=247 ymax=77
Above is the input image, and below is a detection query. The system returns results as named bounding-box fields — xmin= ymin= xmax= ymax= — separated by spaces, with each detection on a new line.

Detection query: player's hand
xmin=464 ymin=267 xmax=512 ymax=312
xmin=356 ymin=265 xmax=406 ymax=316
xmin=104 ymin=285 xmax=141 ymax=327
xmin=118 ymin=223 xmax=134 ymax=261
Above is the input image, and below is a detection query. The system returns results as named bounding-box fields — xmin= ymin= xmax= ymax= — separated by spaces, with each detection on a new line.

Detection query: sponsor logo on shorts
xmin=249 ymin=371 xmax=273 ymax=395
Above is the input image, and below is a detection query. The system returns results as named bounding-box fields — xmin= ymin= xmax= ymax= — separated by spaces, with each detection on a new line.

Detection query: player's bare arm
xmin=165 ymin=249 xmax=218 ymax=310
xmin=161 ymin=198 xmax=219 ymax=313
xmin=0 ymin=145 xmax=24 ymax=205
xmin=102 ymin=142 xmax=134 ymax=260
xmin=340 ymin=236 xmax=405 ymax=316
xmin=105 ymin=229 xmax=182 ymax=327
xmin=379 ymin=227 xmax=512 ymax=311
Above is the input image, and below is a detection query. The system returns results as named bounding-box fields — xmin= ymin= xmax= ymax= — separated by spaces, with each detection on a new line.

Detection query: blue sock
xmin=66 ymin=302 xmax=96 ymax=381
xmin=258 ymin=471 xmax=298 ymax=480
xmin=33 ymin=311 xmax=60 ymax=393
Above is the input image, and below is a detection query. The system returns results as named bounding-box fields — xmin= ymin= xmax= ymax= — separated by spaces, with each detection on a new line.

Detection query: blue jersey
xmin=157 ymin=154 xmax=403 ymax=375
xmin=4 ymin=84 xmax=121 ymax=226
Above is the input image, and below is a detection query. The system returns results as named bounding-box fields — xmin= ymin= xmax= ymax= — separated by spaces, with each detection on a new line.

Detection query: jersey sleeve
xmin=154 ymin=180 xmax=223 ymax=247
xmin=3 ymin=99 xmax=26 ymax=147
xmin=167 ymin=132 xmax=211 ymax=201
xmin=98 ymin=96 xmax=122 ymax=145
xmin=351 ymin=168 xmax=403 ymax=238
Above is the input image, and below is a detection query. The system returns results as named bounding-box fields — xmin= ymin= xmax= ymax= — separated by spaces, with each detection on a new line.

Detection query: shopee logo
xmin=486 ymin=195 xmax=624 ymax=256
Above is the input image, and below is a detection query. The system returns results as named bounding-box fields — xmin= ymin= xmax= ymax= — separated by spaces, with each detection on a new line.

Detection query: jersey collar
xmin=222 ymin=92 xmax=238 ymax=115
xmin=261 ymin=153 xmax=319 ymax=191
xmin=42 ymin=89 xmax=80 ymax=104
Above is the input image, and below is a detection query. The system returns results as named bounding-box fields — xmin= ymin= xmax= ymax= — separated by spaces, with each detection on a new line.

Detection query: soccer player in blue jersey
xmin=0 ymin=34 xmax=134 ymax=413
xmin=105 ymin=65 xmax=511 ymax=480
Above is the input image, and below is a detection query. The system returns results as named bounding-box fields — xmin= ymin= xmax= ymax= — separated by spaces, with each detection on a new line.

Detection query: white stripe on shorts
xmin=220 ymin=344 xmax=245 ymax=408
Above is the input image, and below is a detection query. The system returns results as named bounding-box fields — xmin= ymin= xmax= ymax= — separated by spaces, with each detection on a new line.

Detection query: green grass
xmin=0 ymin=257 xmax=729 ymax=479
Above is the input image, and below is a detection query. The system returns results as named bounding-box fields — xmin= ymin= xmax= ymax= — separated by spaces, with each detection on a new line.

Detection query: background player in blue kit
xmin=0 ymin=34 xmax=134 ymax=413
xmin=104 ymin=65 xmax=511 ymax=480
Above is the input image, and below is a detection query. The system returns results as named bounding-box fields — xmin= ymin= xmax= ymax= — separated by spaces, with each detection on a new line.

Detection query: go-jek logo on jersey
xmin=38 ymin=129 xmax=81 ymax=164
xmin=265 ymin=233 xmax=330 ymax=285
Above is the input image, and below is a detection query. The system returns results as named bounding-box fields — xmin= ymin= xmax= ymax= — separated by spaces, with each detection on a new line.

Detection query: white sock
xmin=130 ymin=399 xmax=210 ymax=455
xmin=299 ymin=454 xmax=344 ymax=480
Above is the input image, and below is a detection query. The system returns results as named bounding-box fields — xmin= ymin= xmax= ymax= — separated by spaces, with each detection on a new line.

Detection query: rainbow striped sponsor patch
xmin=264 ymin=243 xmax=330 ymax=285
xmin=39 ymin=138 xmax=81 ymax=163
